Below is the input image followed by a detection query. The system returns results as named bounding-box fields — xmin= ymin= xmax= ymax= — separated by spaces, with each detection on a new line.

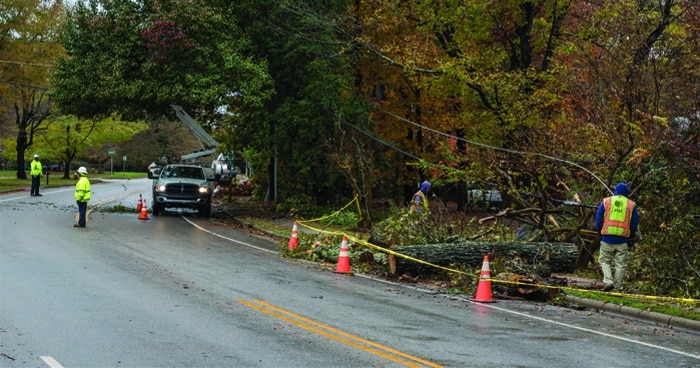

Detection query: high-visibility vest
xmin=410 ymin=191 xmax=428 ymax=213
xmin=75 ymin=176 xmax=91 ymax=202
xmin=601 ymin=195 xmax=635 ymax=237
xmin=30 ymin=160 xmax=42 ymax=176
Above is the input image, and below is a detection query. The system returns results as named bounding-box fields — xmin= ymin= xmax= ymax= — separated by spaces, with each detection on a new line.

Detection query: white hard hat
xmin=34 ymin=154 xmax=39 ymax=158
xmin=77 ymin=166 xmax=88 ymax=174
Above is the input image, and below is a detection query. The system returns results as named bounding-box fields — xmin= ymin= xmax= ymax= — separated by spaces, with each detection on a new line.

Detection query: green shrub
xmin=628 ymin=215 xmax=699 ymax=299
xmin=373 ymin=207 xmax=513 ymax=248
xmin=319 ymin=210 xmax=358 ymax=228
xmin=276 ymin=194 xmax=317 ymax=218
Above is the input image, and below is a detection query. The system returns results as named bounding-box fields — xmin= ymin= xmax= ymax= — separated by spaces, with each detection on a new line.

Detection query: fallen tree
xmin=393 ymin=241 xmax=578 ymax=276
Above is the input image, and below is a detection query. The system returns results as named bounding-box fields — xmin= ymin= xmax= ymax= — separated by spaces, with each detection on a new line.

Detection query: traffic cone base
xmin=138 ymin=198 xmax=150 ymax=220
xmin=334 ymin=236 xmax=353 ymax=274
xmin=287 ymin=221 xmax=299 ymax=250
xmin=471 ymin=255 xmax=495 ymax=302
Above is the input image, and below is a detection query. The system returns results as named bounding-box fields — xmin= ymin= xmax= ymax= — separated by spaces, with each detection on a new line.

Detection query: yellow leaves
xmin=626 ymin=147 xmax=650 ymax=166
xmin=652 ymin=115 xmax=668 ymax=129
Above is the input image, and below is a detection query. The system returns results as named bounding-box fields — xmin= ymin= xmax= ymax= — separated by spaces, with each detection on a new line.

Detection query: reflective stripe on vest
xmin=601 ymin=195 xmax=635 ymax=237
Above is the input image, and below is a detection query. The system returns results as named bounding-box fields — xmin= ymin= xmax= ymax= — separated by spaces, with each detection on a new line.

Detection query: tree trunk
xmin=572 ymin=229 xmax=600 ymax=269
xmin=16 ymin=125 xmax=28 ymax=180
xmin=394 ymin=241 xmax=578 ymax=276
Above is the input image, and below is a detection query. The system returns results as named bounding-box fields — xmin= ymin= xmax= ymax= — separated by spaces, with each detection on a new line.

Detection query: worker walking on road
xmin=596 ymin=182 xmax=639 ymax=292
xmin=410 ymin=181 xmax=431 ymax=214
xmin=30 ymin=154 xmax=43 ymax=196
xmin=74 ymin=166 xmax=91 ymax=228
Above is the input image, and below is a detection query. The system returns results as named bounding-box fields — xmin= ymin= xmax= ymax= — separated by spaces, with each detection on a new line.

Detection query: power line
xmin=340 ymin=119 xmax=427 ymax=163
xmin=0 ymin=60 xmax=53 ymax=90
xmin=0 ymin=60 xmax=53 ymax=68
xmin=338 ymin=111 xmax=608 ymax=208
xmin=0 ymin=79 xmax=48 ymax=90
xmin=374 ymin=106 xmax=613 ymax=195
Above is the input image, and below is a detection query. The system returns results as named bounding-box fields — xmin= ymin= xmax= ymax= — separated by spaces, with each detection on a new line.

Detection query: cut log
xmin=495 ymin=273 xmax=557 ymax=302
xmin=394 ymin=241 xmax=578 ymax=276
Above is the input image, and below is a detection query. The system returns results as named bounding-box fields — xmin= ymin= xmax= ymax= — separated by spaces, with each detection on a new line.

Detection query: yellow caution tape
xmin=291 ymin=200 xmax=700 ymax=305
xmin=297 ymin=195 xmax=360 ymax=225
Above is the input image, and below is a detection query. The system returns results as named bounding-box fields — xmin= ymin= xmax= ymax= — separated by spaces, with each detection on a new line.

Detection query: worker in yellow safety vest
xmin=595 ymin=182 xmax=639 ymax=292
xmin=30 ymin=154 xmax=43 ymax=196
xmin=410 ymin=181 xmax=431 ymax=214
xmin=74 ymin=166 xmax=91 ymax=228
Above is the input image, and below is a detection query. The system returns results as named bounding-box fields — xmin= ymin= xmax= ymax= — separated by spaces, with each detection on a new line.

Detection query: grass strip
xmin=566 ymin=289 xmax=700 ymax=321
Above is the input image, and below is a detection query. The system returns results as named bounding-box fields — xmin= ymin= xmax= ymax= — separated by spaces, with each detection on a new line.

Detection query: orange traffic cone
xmin=334 ymin=236 xmax=353 ymax=274
xmin=471 ymin=255 xmax=495 ymax=302
xmin=138 ymin=198 xmax=150 ymax=220
xmin=136 ymin=193 xmax=143 ymax=212
xmin=287 ymin=221 xmax=299 ymax=250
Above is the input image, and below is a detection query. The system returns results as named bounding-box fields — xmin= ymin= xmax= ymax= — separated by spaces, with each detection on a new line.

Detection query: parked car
xmin=467 ymin=189 xmax=503 ymax=206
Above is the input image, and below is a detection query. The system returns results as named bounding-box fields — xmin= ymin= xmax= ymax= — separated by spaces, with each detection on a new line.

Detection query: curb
xmin=565 ymin=295 xmax=700 ymax=333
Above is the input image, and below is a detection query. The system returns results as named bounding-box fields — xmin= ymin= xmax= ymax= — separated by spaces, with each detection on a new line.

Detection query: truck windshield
xmin=162 ymin=166 xmax=204 ymax=180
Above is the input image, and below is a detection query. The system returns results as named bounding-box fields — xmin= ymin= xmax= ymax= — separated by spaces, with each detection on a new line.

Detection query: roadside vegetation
xmin=214 ymin=196 xmax=699 ymax=322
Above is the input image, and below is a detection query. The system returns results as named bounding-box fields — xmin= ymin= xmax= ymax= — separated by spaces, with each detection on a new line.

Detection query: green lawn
xmin=0 ymin=170 xmax=147 ymax=192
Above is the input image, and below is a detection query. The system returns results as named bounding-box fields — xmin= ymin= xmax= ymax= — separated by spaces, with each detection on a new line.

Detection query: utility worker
xmin=410 ymin=181 xmax=431 ymax=213
xmin=30 ymin=154 xmax=43 ymax=196
xmin=595 ymin=182 xmax=639 ymax=292
xmin=74 ymin=166 xmax=91 ymax=228
xmin=385 ymin=180 xmax=432 ymax=275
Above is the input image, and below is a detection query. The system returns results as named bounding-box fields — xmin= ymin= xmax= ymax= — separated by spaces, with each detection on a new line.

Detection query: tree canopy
xmin=52 ymin=0 xmax=273 ymax=123
xmin=0 ymin=0 xmax=66 ymax=178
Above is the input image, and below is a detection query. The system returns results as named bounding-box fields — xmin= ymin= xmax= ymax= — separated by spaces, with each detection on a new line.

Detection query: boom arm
xmin=170 ymin=104 xmax=219 ymax=161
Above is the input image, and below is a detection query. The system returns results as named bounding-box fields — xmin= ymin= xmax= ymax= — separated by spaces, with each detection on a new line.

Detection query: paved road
xmin=1 ymin=179 xmax=699 ymax=367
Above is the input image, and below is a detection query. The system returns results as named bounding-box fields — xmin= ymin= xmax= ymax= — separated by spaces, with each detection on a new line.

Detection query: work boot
xmin=602 ymin=284 xmax=614 ymax=292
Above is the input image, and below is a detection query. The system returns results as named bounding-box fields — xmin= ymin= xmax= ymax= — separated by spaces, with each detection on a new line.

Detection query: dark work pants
xmin=31 ymin=175 xmax=40 ymax=195
xmin=77 ymin=201 xmax=88 ymax=227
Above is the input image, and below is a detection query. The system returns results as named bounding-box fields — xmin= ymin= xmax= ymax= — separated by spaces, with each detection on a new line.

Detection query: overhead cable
xmin=374 ymin=107 xmax=613 ymax=195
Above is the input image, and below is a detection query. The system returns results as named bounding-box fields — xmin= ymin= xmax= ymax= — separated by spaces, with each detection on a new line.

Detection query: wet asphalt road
xmin=1 ymin=178 xmax=699 ymax=367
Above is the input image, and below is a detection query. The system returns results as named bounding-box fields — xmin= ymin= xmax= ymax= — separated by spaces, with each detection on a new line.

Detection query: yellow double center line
xmin=236 ymin=299 xmax=442 ymax=368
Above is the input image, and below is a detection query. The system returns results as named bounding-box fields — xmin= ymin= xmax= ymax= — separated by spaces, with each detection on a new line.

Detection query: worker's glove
xmin=627 ymin=236 xmax=637 ymax=250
